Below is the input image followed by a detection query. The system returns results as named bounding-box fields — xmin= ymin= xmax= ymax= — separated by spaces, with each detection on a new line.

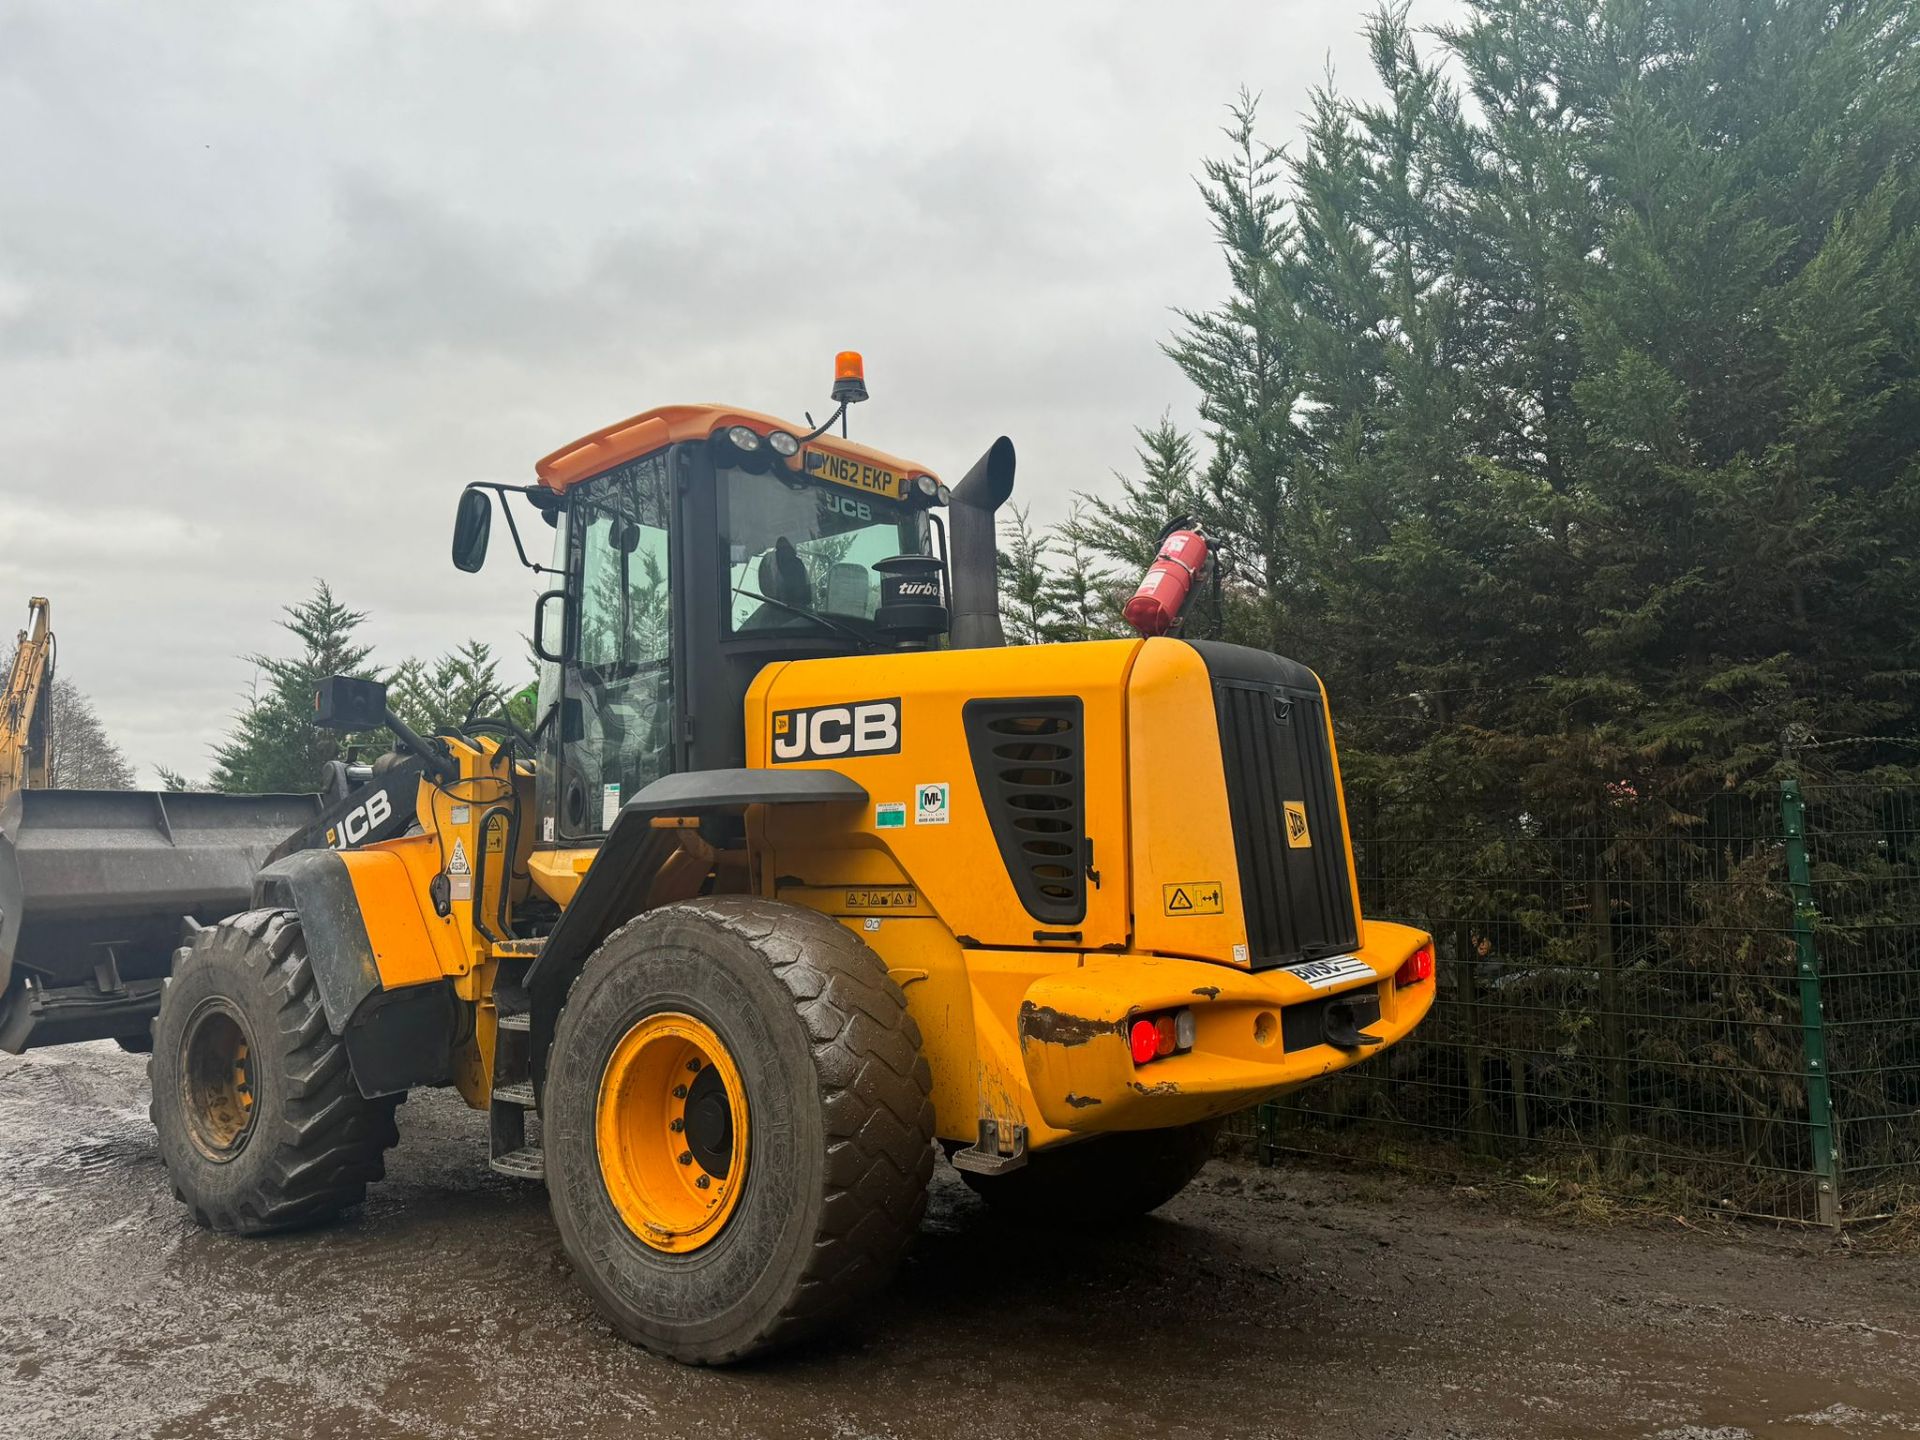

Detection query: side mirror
xmin=452 ymin=488 xmax=493 ymax=573
xmin=314 ymin=675 xmax=389 ymax=732
xmin=533 ymin=589 xmax=569 ymax=664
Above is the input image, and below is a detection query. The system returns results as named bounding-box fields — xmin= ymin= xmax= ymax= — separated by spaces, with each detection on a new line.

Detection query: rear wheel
xmin=543 ymin=897 xmax=934 ymax=1364
xmin=959 ymin=1120 xmax=1221 ymax=1223
xmin=149 ymin=909 xmax=400 ymax=1234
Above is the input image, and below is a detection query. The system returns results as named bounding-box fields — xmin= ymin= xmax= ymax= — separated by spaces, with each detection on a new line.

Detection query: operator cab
xmin=450 ymin=359 xmax=968 ymax=850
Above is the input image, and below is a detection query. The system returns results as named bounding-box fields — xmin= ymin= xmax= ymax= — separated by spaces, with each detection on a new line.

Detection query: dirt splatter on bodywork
xmin=1016 ymin=1002 xmax=1120 ymax=1050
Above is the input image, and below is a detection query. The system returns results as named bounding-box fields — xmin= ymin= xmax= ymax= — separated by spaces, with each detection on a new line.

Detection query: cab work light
xmin=1396 ymin=944 xmax=1435 ymax=987
xmin=766 ymin=429 xmax=800 ymax=457
xmin=1128 ymin=1008 xmax=1196 ymax=1065
xmin=725 ymin=425 xmax=762 ymax=452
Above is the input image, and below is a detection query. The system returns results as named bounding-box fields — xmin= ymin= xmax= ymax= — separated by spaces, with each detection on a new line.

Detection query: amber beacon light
xmin=831 ymin=350 xmax=868 ymax=404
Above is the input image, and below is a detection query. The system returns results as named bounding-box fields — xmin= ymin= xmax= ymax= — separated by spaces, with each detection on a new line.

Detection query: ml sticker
xmin=915 ymin=782 xmax=949 ymax=825
xmin=771 ymin=698 xmax=902 ymax=763
xmin=1287 ymin=955 xmax=1374 ymax=991
xmin=1163 ymin=881 xmax=1225 ymax=916
xmin=1283 ymin=800 xmax=1313 ymax=849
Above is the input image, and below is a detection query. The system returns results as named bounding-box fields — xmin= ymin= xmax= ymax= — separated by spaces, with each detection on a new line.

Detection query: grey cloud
xmin=1 ymin=1 xmax=1457 ymax=778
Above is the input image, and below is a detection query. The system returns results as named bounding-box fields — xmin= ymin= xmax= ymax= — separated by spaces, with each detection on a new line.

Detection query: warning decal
xmin=1162 ymin=881 xmax=1224 ymax=916
xmin=845 ymin=887 xmax=919 ymax=912
xmin=447 ymin=837 xmax=473 ymax=903
xmin=1283 ymin=801 xmax=1313 ymax=849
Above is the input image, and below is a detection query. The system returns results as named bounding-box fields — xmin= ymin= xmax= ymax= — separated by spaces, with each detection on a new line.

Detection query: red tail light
xmin=1129 ymin=1019 xmax=1161 ymax=1064
xmin=1396 ymin=945 xmax=1435 ymax=987
xmin=1128 ymin=1008 xmax=1197 ymax=1065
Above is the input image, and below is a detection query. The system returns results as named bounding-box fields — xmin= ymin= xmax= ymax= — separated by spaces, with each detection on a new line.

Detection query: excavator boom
xmin=1 ymin=597 xmax=54 ymax=802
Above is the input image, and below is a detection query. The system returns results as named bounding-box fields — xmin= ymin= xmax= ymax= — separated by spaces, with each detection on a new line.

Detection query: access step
xmin=489 ymin=1146 xmax=545 ymax=1181
xmin=492 ymin=1080 xmax=536 ymax=1109
xmin=950 ymin=1118 xmax=1029 ymax=1176
xmin=496 ymin=1011 xmax=531 ymax=1033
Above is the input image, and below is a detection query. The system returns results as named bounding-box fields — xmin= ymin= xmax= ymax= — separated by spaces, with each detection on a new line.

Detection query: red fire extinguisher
xmin=1123 ymin=520 xmax=1212 ymax=637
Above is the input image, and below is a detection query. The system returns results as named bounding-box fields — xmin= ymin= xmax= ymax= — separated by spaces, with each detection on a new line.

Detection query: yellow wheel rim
xmin=179 ymin=999 xmax=257 ymax=1162
xmin=595 ymin=1011 xmax=749 ymax=1254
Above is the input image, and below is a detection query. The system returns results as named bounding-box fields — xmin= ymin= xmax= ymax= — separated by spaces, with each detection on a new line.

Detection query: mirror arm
xmin=383 ymin=704 xmax=458 ymax=783
xmin=470 ymin=482 xmax=564 ymax=577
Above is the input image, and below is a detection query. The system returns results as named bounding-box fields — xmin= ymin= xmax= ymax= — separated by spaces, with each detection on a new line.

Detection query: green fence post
xmin=1781 ymin=778 xmax=1841 ymax=1228
xmin=1457 ymin=918 xmax=1493 ymax=1156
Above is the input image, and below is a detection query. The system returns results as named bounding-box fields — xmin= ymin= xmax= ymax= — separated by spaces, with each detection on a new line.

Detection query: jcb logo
xmin=823 ymin=493 xmax=873 ymax=522
xmin=327 ymin=789 xmax=394 ymax=849
xmin=771 ymin=698 xmax=902 ymax=763
xmin=1283 ymin=800 xmax=1312 ymax=849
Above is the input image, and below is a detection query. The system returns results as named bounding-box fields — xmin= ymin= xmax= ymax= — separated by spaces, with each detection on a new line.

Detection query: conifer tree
xmin=1026 ymin=0 xmax=1920 ymax=819
xmin=996 ymin=505 xmax=1059 ymax=646
xmin=1067 ymin=417 xmax=1207 ymax=574
xmin=210 ymin=582 xmax=380 ymax=793
xmin=1164 ymin=90 xmax=1313 ymax=655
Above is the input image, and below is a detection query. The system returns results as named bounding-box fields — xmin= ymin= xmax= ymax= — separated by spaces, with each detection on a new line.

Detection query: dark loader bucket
xmin=0 ymin=788 xmax=320 ymax=1052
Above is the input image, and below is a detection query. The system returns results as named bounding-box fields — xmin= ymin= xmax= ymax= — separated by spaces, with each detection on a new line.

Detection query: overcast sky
xmin=0 ymin=1 xmax=1455 ymax=781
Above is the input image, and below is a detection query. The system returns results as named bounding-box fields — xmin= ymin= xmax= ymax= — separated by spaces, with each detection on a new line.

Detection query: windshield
xmin=718 ymin=465 xmax=932 ymax=638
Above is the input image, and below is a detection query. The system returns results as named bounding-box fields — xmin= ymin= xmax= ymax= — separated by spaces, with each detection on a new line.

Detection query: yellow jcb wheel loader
xmin=0 ymin=357 xmax=1435 ymax=1363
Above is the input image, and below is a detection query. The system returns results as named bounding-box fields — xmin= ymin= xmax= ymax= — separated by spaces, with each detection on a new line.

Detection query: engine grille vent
xmin=963 ymin=698 xmax=1086 ymax=926
xmin=1214 ymin=677 xmax=1360 ymax=967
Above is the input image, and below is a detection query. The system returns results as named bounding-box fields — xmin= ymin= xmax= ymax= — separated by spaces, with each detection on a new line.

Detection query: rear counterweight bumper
xmin=1015 ymin=921 xmax=1434 ymax=1135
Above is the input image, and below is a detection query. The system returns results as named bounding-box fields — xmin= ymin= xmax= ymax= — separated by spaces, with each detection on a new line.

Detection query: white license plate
xmin=1285 ymin=955 xmax=1375 ymax=991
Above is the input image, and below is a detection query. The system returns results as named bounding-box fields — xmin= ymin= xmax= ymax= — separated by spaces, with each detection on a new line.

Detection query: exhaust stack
xmin=947 ymin=436 xmax=1015 ymax=649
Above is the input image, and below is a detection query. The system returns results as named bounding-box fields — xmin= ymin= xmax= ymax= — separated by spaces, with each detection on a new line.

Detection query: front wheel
xmin=543 ymin=897 xmax=935 ymax=1364
xmin=959 ymin=1121 xmax=1221 ymax=1223
xmin=149 ymin=909 xmax=401 ymax=1233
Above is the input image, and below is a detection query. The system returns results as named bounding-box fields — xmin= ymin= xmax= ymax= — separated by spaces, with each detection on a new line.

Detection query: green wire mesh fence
xmin=1230 ymin=780 xmax=1920 ymax=1227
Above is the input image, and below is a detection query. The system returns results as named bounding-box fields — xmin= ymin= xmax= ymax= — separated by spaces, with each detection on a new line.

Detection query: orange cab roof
xmin=533 ymin=403 xmax=939 ymax=493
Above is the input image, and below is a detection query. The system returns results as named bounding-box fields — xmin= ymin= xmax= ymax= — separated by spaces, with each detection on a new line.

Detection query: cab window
xmin=560 ymin=453 xmax=674 ymax=837
xmin=718 ymin=465 xmax=929 ymax=635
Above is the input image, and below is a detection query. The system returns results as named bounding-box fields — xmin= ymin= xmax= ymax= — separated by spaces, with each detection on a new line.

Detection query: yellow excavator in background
xmin=1 ymin=598 xmax=55 ymax=803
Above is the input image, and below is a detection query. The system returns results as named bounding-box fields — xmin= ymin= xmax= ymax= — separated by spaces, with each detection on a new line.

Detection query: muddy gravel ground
xmin=4 ymin=1044 xmax=1919 ymax=1440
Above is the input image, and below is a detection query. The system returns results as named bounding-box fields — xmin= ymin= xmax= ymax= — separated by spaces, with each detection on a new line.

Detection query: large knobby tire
xmin=960 ymin=1120 xmax=1221 ymax=1223
xmin=543 ymin=896 xmax=935 ymax=1364
xmin=149 ymin=909 xmax=401 ymax=1234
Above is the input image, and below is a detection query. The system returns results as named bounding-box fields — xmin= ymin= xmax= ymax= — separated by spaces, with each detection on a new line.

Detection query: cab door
xmin=552 ymin=451 xmax=678 ymax=840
